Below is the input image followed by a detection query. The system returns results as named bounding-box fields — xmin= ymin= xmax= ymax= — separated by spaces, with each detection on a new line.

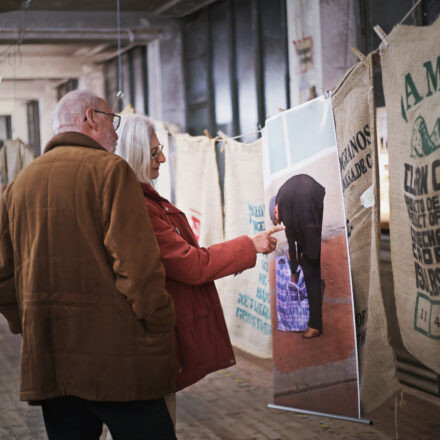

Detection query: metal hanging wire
xmin=115 ymin=0 xmax=125 ymax=107
xmin=7 ymin=0 xmax=32 ymax=139
xmin=0 ymin=0 xmax=30 ymax=67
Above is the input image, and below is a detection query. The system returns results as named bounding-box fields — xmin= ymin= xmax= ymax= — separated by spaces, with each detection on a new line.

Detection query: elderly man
xmin=0 ymin=90 xmax=176 ymax=439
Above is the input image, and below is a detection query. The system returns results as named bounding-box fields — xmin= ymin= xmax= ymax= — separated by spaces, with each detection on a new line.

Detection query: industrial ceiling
xmin=0 ymin=0 xmax=218 ymax=17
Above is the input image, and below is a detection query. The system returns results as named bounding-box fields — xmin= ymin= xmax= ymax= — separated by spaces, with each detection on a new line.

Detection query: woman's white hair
xmin=115 ymin=114 xmax=155 ymax=184
xmin=51 ymin=90 xmax=102 ymax=135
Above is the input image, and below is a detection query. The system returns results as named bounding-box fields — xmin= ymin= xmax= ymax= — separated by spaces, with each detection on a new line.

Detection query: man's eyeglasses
xmin=84 ymin=109 xmax=121 ymax=131
xmin=151 ymin=144 xmax=164 ymax=161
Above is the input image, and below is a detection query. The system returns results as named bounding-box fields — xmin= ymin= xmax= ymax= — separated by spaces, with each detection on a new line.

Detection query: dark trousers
xmin=301 ymin=255 xmax=323 ymax=332
xmin=41 ymin=395 xmax=176 ymax=440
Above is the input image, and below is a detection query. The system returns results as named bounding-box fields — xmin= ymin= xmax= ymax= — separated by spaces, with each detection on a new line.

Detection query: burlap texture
xmin=0 ymin=139 xmax=34 ymax=188
xmin=381 ymin=17 xmax=440 ymax=373
xmin=332 ymin=53 xmax=399 ymax=412
xmin=220 ymin=136 xmax=271 ymax=358
xmin=174 ymin=133 xmax=223 ymax=248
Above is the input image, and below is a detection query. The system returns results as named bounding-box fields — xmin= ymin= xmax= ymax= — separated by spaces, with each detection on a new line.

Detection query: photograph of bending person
xmin=272 ymin=174 xmax=326 ymax=339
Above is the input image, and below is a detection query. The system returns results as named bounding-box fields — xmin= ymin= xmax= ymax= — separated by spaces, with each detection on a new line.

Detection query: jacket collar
xmin=140 ymin=182 xmax=164 ymax=202
xmin=44 ymin=132 xmax=106 ymax=154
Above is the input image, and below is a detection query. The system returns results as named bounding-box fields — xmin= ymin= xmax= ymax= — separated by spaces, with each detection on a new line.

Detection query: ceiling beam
xmin=0 ymin=55 xmax=96 ymax=80
xmin=154 ymin=0 xmax=220 ymax=16
xmin=0 ymin=28 xmax=159 ymax=44
xmin=0 ymin=11 xmax=171 ymax=44
xmin=0 ymin=10 xmax=171 ymax=34
xmin=181 ymin=0 xmax=219 ymax=17
xmin=154 ymin=0 xmax=183 ymax=15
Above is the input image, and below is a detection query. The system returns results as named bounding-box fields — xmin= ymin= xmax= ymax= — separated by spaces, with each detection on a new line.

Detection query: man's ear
xmin=84 ymin=107 xmax=97 ymax=131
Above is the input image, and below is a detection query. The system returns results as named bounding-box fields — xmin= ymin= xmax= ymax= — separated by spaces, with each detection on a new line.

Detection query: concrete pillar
xmin=148 ymin=39 xmax=164 ymax=121
xmin=0 ymin=99 xmax=28 ymax=144
xmin=320 ymin=0 xmax=357 ymax=91
xmin=0 ymin=80 xmax=58 ymax=153
xmin=38 ymin=83 xmax=58 ymax=151
xmin=286 ymin=0 xmax=323 ymax=106
xmin=78 ymin=64 xmax=105 ymax=99
xmin=148 ymin=21 xmax=185 ymax=130
xmin=286 ymin=0 xmax=357 ymax=106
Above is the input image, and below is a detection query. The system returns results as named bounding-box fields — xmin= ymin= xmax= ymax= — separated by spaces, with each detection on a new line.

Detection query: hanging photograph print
xmin=263 ymin=95 xmax=360 ymax=418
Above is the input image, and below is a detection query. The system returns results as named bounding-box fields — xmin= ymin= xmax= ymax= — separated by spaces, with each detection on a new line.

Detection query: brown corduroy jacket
xmin=0 ymin=132 xmax=175 ymax=402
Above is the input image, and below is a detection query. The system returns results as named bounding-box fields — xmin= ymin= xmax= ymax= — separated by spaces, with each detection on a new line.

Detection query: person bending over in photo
xmin=271 ymin=174 xmax=325 ymax=339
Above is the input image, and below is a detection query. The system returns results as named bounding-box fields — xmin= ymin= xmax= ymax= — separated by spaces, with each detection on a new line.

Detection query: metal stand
xmin=267 ymin=403 xmax=373 ymax=425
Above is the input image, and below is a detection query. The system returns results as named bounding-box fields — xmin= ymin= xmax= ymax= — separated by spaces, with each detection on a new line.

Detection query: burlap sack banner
xmin=332 ymin=53 xmax=399 ymax=413
xmin=0 ymin=139 xmax=34 ymax=189
xmin=381 ymin=17 xmax=440 ymax=373
xmin=174 ymin=133 xmax=224 ymax=248
xmin=220 ymin=136 xmax=271 ymax=358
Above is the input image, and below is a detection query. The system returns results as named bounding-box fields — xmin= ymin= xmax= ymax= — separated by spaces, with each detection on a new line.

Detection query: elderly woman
xmin=114 ymin=114 xmax=280 ymax=425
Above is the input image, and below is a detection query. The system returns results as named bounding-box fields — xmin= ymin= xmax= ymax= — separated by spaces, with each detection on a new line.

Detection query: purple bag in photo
xmin=275 ymin=255 xmax=309 ymax=332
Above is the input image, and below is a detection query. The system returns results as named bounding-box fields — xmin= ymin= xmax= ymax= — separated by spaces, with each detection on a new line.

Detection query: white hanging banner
xmin=0 ymin=139 xmax=34 ymax=191
xmin=174 ymin=133 xmax=223 ymax=248
xmin=263 ymin=96 xmax=360 ymax=418
xmin=220 ymin=136 xmax=271 ymax=358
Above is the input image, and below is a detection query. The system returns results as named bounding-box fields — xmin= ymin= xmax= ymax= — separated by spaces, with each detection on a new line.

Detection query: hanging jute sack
xmin=0 ymin=139 xmax=34 ymax=189
xmin=220 ymin=136 xmax=271 ymax=358
xmin=174 ymin=133 xmax=224 ymax=248
xmin=380 ymin=17 xmax=440 ymax=373
xmin=332 ymin=52 xmax=399 ymax=412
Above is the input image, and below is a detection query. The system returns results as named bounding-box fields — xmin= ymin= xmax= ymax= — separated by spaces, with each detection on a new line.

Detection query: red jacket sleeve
xmin=148 ymin=210 xmax=257 ymax=286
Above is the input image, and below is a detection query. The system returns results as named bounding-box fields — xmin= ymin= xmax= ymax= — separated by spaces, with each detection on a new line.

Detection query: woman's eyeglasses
xmin=151 ymin=144 xmax=164 ymax=161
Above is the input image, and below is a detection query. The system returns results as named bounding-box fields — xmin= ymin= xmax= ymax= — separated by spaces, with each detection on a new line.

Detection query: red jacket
xmin=141 ymin=183 xmax=257 ymax=391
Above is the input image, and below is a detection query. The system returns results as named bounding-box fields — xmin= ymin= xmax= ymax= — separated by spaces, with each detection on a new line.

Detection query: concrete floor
xmin=1 ymin=316 xmax=439 ymax=439
xmin=176 ymin=350 xmax=440 ymax=440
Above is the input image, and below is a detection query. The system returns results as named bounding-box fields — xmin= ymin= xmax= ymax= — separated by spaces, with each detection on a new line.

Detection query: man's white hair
xmin=115 ymin=113 xmax=155 ymax=184
xmin=51 ymin=90 xmax=103 ymax=135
